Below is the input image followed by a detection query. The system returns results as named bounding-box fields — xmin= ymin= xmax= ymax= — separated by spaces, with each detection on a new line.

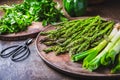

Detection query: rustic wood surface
xmin=0 ymin=0 xmax=120 ymax=80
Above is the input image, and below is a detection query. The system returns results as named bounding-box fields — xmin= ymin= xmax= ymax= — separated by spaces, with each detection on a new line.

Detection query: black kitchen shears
xmin=0 ymin=38 xmax=33 ymax=62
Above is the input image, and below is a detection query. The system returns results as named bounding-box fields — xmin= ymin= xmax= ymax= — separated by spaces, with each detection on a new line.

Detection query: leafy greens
xmin=0 ymin=0 xmax=67 ymax=34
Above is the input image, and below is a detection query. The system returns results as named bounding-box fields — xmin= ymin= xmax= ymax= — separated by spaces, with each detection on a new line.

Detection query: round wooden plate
xmin=0 ymin=0 xmax=44 ymax=41
xmin=35 ymin=25 xmax=120 ymax=80
xmin=0 ymin=22 xmax=46 ymax=41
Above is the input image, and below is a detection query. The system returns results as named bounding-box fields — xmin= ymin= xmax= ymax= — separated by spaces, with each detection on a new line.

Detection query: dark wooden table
xmin=0 ymin=0 xmax=120 ymax=80
xmin=0 ymin=40 xmax=77 ymax=80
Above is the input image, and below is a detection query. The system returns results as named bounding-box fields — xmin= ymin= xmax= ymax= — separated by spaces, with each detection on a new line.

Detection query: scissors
xmin=0 ymin=38 xmax=33 ymax=62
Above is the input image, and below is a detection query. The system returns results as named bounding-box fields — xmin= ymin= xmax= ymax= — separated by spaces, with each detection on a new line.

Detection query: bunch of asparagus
xmin=40 ymin=16 xmax=114 ymax=56
xmin=72 ymin=23 xmax=120 ymax=73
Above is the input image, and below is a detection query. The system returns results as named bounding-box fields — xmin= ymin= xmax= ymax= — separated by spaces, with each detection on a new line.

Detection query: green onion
xmin=111 ymin=54 xmax=120 ymax=73
xmin=87 ymin=27 xmax=120 ymax=71
xmin=105 ymin=39 xmax=120 ymax=64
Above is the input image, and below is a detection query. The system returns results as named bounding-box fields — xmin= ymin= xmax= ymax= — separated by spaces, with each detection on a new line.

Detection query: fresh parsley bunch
xmin=0 ymin=0 xmax=67 ymax=34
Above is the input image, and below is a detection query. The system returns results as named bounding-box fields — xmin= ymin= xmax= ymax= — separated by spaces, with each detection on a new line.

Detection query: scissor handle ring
xmin=11 ymin=45 xmax=30 ymax=62
xmin=0 ymin=45 xmax=19 ymax=58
